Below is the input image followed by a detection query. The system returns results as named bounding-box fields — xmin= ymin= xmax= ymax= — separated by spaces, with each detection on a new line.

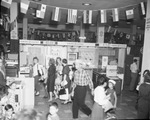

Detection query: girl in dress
xmin=91 ymin=75 xmax=111 ymax=120
xmin=106 ymin=80 xmax=117 ymax=118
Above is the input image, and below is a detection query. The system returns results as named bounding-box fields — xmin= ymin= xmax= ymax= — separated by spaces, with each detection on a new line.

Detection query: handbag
xmin=37 ymin=65 xmax=42 ymax=77
xmin=59 ymin=88 xmax=69 ymax=100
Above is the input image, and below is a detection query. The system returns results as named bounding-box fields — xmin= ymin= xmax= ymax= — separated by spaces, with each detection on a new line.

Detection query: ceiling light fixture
xmin=82 ymin=3 xmax=92 ymax=6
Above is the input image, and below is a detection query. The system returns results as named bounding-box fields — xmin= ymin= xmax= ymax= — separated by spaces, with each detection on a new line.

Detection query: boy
xmin=47 ymin=102 xmax=60 ymax=120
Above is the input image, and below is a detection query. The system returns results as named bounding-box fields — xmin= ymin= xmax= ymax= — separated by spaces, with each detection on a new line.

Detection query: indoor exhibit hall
xmin=0 ymin=0 xmax=150 ymax=120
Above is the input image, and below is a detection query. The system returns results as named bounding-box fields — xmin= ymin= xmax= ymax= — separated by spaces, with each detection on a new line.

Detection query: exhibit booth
xmin=19 ymin=39 xmax=126 ymax=95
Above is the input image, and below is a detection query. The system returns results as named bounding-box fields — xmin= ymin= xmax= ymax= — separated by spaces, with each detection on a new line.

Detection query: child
xmin=4 ymin=104 xmax=15 ymax=120
xmin=106 ymin=80 xmax=117 ymax=118
xmin=7 ymin=82 xmax=17 ymax=112
xmin=47 ymin=102 xmax=60 ymax=120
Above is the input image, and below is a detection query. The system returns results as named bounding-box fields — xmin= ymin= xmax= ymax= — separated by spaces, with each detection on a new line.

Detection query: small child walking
xmin=47 ymin=102 xmax=60 ymax=120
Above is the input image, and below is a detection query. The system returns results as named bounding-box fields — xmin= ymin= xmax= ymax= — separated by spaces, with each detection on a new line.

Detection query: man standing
xmin=130 ymin=59 xmax=138 ymax=91
xmin=33 ymin=57 xmax=43 ymax=96
xmin=72 ymin=60 xmax=94 ymax=120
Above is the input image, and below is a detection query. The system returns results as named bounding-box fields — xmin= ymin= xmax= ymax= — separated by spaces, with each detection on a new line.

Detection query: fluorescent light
xmin=82 ymin=3 xmax=92 ymax=6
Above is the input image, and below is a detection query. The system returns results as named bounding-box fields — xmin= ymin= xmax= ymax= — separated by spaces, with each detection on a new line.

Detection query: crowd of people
xmin=0 ymin=56 xmax=150 ymax=119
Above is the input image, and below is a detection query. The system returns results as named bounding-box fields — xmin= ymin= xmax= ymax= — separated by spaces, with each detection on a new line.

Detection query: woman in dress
xmin=54 ymin=57 xmax=63 ymax=99
xmin=0 ymin=58 xmax=6 ymax=88
xmin=47 ymin=58 xmax=56 ymax=102
xmin=61 ymin=59 xmax=71 ymax=104
xmin=137 ymin=70 xmax=150 ymax=119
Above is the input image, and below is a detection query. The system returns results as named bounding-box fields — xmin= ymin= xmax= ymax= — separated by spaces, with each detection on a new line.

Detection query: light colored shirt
xmin=72 ymin=69 xmax=93 ymax=90
xmin=130 ymin=62 xmax=138 ymax=73
xmin=33 ymin=63 xmax=43 ymax=77
xmin=94 ymin=86 xmax=108 ymax=105
xmin=48 ymin=114 xmax=60 ymax=120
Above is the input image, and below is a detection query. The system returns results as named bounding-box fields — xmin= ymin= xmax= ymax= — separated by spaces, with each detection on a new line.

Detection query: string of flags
xmin=1 ymin=0 xmax=147 ymax=24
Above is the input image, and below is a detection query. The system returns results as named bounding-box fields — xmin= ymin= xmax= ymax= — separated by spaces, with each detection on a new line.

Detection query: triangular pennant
xmin=1 ymin=0 xmax=12 ymax=8
xmin=83 ymin=10 xmax=92 ymax=24
xmin=20 ymin=0 xmax=30 ymax=14
xmin=52 ymin=7 xmax=61 ymax=21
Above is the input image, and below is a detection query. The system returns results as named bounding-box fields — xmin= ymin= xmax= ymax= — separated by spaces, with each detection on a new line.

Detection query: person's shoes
xmin=35 ymin=91 xmax=40 ymax=96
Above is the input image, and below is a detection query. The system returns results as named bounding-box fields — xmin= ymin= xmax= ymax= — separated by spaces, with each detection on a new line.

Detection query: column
xmin=140 ymin=0 xmax=150 ymax=83
xmin=23 ymin=18 xmax=28 ymax=39
xmin=79 ymin=21 xmax=85 ymax=42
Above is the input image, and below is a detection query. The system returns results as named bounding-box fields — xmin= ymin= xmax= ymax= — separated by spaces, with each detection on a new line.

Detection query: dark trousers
xmin=72 ymin=85 xmax=91 ymax=119
xmin=130 ymin=73 xmax=138 ymax=91
xmin=138 ymin=100 xmax=150 ymax=119
xmin=34 ymin=75 xmax=41 ymax=92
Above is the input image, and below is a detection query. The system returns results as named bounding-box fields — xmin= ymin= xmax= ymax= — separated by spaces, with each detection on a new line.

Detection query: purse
xmin=59 ymin=88 xmax=69 ymax=100
xmin=59 ymin=88 xmax=66 ymax=95
xmin=37 ymin=65 xmax=42 ymax=77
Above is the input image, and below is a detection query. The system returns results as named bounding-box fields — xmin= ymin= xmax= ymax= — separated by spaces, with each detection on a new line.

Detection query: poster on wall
xmin=50 ymin=46 xmax=67 ymax=60
xmin=67 ymin=53 xmax=78 ymax=65
xmin=102 ymin=56 xmax=108 ymax=69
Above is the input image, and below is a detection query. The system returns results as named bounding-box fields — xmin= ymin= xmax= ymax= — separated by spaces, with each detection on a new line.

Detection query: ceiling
xmin=5 ymin=0 xmax=148 ymax=29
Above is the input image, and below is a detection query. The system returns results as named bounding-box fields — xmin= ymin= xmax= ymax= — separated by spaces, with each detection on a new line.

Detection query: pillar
xmin=23 ymin=18 xmax=28 ymax=39
xmin=140 ymin=0 xmax=150 ymax=83
xmin=79 ymin=21 xmax=85 ymax=42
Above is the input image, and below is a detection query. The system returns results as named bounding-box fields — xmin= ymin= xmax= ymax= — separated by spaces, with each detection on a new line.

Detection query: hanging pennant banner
xmin=67 ymin=9 xmax=77 ymax=24
xmin=36 ymin=4 xmax=46 ymax=18
xmin=1 ymin=0 xmax=12 ymax=8
xmin=52 ymin=7 xmax=61 ymax=21
xmin=100 ymin=10 xmax=107 ymax=23
xmin=83 ymin=10 xmax=92 ymax=24
xmin=20 ymin=0 xmax=30 ymax=14
xmin=126 ymin=9 xmax=134 ymax=19
xmin=112 ymin=8 xmax=119 ymax=22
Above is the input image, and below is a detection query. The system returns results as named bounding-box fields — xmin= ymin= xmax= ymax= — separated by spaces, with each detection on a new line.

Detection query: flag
xmin=113 ymin=29 xmax=117 ymax=35
xmin=67 ymin=9 xmax=77 ymax=24
xmin=139 ymin=2 xmax=146 ymax=16
xmin=100 ymin=10 xmax=107 ymax=23
xmin=126 ymin=9 xmax=134 ymax=20
xmin=52 ymin=7 xmax=61 ymax=21
xmin=1 ymin=0 xmax=12 ymax=8
xmin=20 ymin=0 xmax=30 ymax=14
xmin=10 ymin=19 xmax=18 ymax=39
xmin=107 ymin=26 xmax=111 ymax=33
xmin=112 ymin=8 xmax=119 ymax=22
xmin=36 ymin=4 xmax=46 ymax=18
xmin=83 ymin=10 xmax=92 ymax=24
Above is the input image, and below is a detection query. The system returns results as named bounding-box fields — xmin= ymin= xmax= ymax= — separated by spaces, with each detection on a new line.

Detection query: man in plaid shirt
xmin=72 ymin=60 xmax=94 ymax=120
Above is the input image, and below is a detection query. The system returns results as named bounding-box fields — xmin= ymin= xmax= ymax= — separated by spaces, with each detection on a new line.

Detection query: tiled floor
xmin=35 ymin=86 xmax=138 ymax=120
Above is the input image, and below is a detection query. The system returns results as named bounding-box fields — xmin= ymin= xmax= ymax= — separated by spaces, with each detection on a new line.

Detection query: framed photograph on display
xmin=67 ymin=53 xmax=78 ymax=65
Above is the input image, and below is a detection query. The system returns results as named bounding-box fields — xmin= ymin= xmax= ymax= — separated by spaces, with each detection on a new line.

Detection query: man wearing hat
xmin=71 ymin=59 xmax=94 ymax=120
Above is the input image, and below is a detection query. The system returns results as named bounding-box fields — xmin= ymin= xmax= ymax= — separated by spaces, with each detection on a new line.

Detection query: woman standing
xmin=47 ymin=58 xmax=56 ymax=102
xmin=0 ymin=58 xmax=6 ymax=88
xmin=91 ymin=75 xmax=110 ymax=120
xmin=137 ymin=70 xmax=150 ymax=119
xmin=61 ymin=59 xmax=71 ymax=104
xmin=54 ymin=57 xmax=63 ymax=99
